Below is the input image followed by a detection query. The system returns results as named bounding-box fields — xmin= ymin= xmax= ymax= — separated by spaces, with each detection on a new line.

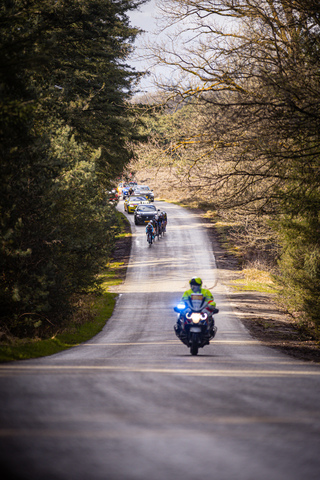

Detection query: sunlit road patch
xmin=0 ymin=364 xmax=319 ymax=377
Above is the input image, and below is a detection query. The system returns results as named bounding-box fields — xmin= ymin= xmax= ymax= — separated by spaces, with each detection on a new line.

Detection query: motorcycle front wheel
xmin=190 ymin=333 xmax=199 ymax=356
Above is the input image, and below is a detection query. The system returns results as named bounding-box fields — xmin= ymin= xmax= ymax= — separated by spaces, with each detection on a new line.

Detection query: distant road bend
xmin=0 ymin=201 xmax=320 ymax=480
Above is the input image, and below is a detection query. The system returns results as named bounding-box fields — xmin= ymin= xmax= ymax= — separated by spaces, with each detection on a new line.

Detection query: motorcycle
xmin=173 ymin=293 xmax=218 ymax=355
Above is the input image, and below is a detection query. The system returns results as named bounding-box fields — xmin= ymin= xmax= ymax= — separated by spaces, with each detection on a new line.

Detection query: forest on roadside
xmin=0 ymin=0 xmax=146 ymax=340
xmin=2 ymin=0 xmax=320 ymax=344
xmin=131 ymin=0 xmax=320 ymax=338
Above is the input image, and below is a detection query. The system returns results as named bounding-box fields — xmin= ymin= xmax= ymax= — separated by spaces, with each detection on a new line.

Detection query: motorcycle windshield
xmin=190 ymin=294 xmax=205 ymax=311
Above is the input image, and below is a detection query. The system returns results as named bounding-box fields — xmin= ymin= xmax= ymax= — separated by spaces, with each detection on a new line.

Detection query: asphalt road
xmin=1 ymin=201 xmax=320 ymax=480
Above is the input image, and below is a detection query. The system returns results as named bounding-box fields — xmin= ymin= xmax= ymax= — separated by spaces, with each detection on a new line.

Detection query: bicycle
xmin=147 ymin=231 xmax=153 ymax=246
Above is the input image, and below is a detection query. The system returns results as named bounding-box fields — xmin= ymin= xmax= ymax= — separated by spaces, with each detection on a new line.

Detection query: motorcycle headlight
xmin=191 ymin=313 xmax=201 ymax=324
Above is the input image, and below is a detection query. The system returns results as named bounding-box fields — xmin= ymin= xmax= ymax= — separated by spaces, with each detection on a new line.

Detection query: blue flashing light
xmin=176 ymin=302 xmax=186 ymax=311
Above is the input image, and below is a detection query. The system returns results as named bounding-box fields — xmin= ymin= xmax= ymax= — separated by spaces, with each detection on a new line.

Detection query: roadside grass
xmin=230 ymin=268 xmax=278 ymax=294
xmin=0 ymin=293 xmax=117 ymax=362
xmin=199 ymin=211 xmax=278 ymax=293
xmin=212 ymin=220 xmax=279 ymax=294
xmin=0 ymin=210 xmax=131 ymax=363
xmin=213 ymin=220 xmax=244 ymax=258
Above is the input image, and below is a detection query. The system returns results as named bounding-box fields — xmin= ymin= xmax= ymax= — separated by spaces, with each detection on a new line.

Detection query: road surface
xmin=0 ymin=201 xmax=320 ymax=480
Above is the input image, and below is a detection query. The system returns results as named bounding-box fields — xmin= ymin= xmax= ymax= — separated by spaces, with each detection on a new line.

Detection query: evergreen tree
xmin=0 ymin=0 xmax=146 ymax=337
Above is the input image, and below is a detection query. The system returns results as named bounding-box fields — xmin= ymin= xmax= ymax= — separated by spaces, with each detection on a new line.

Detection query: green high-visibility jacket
xmin=182 ymin=288 xmax=216 ymax=307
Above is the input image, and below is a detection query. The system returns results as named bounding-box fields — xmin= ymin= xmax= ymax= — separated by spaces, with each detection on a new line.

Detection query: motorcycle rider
xmin=175 ymin=277 xmax=218 ymax=337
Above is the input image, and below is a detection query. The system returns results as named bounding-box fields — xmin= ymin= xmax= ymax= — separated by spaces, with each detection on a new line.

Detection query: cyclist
xmin=157 ymin=210 xmax=165 ymax=235
xmin=161 ymin=210 xmax=167 ymax=232
xmin=146 ymin=221 xmax=155 ymax=243
xmin=152 ymin=214 xmax=159 ymax=238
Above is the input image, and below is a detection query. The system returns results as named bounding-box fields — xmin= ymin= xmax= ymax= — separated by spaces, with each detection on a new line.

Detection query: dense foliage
xmin=0 ymin=0 xmax=145 ymax=337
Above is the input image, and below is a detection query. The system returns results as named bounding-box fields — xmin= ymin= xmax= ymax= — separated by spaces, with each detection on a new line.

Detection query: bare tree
xmin=146 ymin=1 xmax=320 ymax=215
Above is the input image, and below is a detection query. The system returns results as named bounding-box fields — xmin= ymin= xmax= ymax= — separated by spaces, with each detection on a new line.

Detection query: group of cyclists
xmin=146 ymin=210 xmax=167 ymax=245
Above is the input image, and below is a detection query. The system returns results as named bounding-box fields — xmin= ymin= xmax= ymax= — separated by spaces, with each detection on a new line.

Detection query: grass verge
xmin=229 ymin=268 xmax=278 ymax=294
xmin=0 ymin=293 xmax=117 ymax=362
xmin=0 ymin=210 xmax=131 ymax=363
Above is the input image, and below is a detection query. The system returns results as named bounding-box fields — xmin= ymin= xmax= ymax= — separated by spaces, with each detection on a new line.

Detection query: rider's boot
xmin=174 ymin=318 xmax=182 ymax=337
xmin=174 ymin=324 xmax=181 ymax=337
xmin=207 ymin=317 xmax=217 ymax=339
xmin=210 ymin=325 xmax=217 ymax=338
